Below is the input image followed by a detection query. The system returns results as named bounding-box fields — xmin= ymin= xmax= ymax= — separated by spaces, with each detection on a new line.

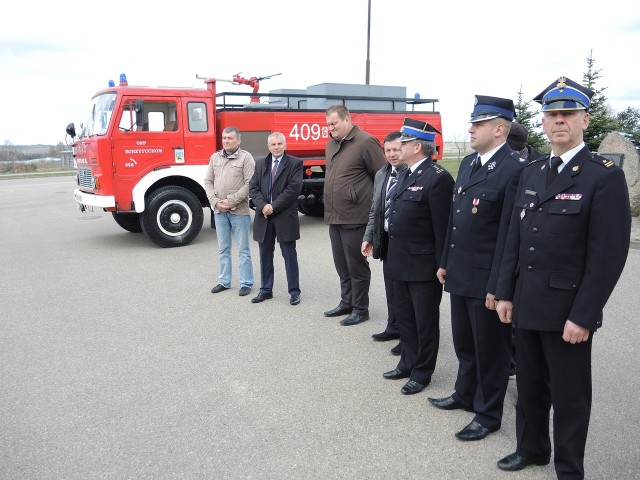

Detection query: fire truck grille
xmin=77 ymin=168 xmax=94 ymax=189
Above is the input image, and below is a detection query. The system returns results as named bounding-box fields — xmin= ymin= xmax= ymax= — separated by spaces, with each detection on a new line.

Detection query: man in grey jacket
xmin=323 ymin=105 xmax=386 ymax=326
xmin=362 ymin=131 xmax=405 ymax=348
xmin=205 ymin=126 xmax=255 ymax=297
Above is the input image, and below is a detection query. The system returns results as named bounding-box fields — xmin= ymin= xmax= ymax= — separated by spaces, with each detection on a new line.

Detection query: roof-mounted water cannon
xmin=231 ymin=72 xmax=282 ymax=103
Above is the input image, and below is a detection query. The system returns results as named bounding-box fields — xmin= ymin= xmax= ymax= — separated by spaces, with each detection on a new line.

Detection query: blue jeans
xmin=214 ymin=213 xmax=253 ymax=289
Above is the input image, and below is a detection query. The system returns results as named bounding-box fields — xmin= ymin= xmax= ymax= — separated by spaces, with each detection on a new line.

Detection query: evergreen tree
xmin=582 ymin=50 xmax=619 ymax=151
xmin=514 ymin=86 xmax=547 ymax=150
xmin=616 ymin=107 xmax=640 ymax=145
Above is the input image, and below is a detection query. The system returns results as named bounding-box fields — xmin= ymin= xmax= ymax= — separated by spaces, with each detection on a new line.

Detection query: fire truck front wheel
xmin=111 ymin=212 xmax=143 ymax=233
xmin=141 ymin=186 xmax=204 ymax=248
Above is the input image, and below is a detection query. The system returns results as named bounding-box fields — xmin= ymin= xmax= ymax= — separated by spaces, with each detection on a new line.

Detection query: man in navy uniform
xmin=382 ymin=118 xmax=454 ymax=395
xmin=429 ymin=96 xmax=526 ymax=441
xmin=495 ymin=76 xmax=631 ymax=479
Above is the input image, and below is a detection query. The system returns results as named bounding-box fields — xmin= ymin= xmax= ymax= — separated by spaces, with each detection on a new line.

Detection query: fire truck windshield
xmin=80 ymin=93 xmax=117 ymax=138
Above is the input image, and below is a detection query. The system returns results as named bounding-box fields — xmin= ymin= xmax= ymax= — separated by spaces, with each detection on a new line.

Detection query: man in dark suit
xmin=249 ymin=132 xmax=303 ymax=306
xmin=362 ymin=131 xmax=405 ymax=348
xmin=428 ymin=96 xmax=526 ymax=441
xmin=382 ymin=118 xmax=454 ymax=396
xmin=495 ymin=76 xmax=631 ymax=479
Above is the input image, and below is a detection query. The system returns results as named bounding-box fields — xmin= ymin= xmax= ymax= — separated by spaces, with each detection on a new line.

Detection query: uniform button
xmin=481 ymin=193 xmax=486 ymax=197
xmin=532 ymin=227 xmax=538 ymax=233
xmin=572 ymin=284 xmax=577 ymax=288
xmin=450 ymin=244 xmax=455 ymax=248
xmin=456 ymin=209 xmax=460 ymax=214
xmin=527 ymin=266 xmax=533 ymax=270
xmin=562 ymin=208 xmax=567 ymax=213
xmin=452 ymin=226 xmax=457 ymax=231
xmin=462 ymin=192 xmax=466 ymax=196
xmin=529 ymin=247 xmax=535 ymax=252
xmin=538 ymin=207 xmax=543 ymax=213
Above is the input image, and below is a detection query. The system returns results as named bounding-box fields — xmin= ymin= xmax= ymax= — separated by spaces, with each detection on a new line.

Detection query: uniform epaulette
xmin=589 ymin=153 xmax=615 ymax=168
xmin=508 ymin=151 xmax=527 ymax=163
xmin=431 ymin=162 xmax=446 ymax=175
xmin=527 ymin=156 xmax=547 ymax=167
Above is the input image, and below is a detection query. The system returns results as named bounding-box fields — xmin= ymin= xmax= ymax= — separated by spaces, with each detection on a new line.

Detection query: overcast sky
xmin=2 ymin=0 xmax=639 ymax=146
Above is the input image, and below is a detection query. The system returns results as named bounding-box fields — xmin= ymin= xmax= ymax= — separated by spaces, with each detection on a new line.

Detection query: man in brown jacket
xmin=323 ymin=105 xmax=386 ymax=326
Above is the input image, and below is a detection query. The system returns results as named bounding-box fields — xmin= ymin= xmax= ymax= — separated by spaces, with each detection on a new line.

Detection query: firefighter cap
xmin=469 ymin=95 xmax=515 ymax=123
xmin=399 ymin=118 xmax=440 ymax=142
xmin=534 ymin=76 xmax=594 ymax=112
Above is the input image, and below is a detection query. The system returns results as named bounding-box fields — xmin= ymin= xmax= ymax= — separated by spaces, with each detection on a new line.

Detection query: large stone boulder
xmin=598 ymin=132 xmax=640 ymax=218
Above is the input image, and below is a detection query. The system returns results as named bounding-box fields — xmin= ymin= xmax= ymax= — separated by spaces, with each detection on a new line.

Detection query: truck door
xmin=180 ymin=98 xmax=217 ymax=166
xmin=111 ymin=96 xmax=184 ymax=211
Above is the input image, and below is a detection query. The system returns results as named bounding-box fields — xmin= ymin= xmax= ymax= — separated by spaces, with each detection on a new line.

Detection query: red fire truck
xmin=68 ymin=73 xmax=443 ymax=247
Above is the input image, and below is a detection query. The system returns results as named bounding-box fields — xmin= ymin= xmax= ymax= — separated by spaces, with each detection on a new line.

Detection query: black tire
xmin=140 ymin=186 xmax=204 ymax=248
xmin=299 ymin=202 xmax=324 ymax=217
xmin=111 ymin=212 xmax=143 ymax=233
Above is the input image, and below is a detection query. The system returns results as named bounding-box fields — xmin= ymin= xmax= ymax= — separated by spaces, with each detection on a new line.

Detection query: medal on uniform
xmin=472 ymin=198 xmax=479 ymax=214
xmin=520 ymin=208 xmax=526 ymax=220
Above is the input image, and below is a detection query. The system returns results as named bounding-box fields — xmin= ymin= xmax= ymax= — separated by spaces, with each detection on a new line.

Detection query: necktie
xmin=471 ymin=155 xmax=481 ymax=176
xmin=270 ymin=158 xmax=279 ymax=202
xmin=271 ymin=158 xmax=279 ymax=184
xmin=547 ymin=156 xmax=562 ymax=187
xmin=384 ymin=170 xmax=398 ymax=223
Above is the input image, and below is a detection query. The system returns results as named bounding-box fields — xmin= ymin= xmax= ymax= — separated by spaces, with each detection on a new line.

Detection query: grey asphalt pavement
xmin=1 ymin=176 xmax=639 ymax=479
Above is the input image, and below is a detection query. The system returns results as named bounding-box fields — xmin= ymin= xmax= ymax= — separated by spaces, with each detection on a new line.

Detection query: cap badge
xmin=557 ymin=76 xmax=567 ymax=89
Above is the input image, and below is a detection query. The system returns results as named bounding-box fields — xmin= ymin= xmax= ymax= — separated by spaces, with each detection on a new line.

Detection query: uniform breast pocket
xmin=400 ymin=190 xmax=424 ymax=202
xmin=546 ymin=201 xmax=582 ymax=235
xmin=473 ymin=187 xmax=499 ymax=203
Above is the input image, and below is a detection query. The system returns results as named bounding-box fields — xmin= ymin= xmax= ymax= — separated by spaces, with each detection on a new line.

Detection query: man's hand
xmin=562 ymin=320 xmax=590 ymax=344
xmin=436 ymin=268 xmax=446 ymax=285
xmin=485 ymin=292 xmax=497 ymax=311
xmin=497 ymin=300 xmax=513 ymax=324
xmin=361 ymin=241 xmax=373 ymax=257
xmin=217 ymin=199 xmax=230 ymax=213
xmin=262 ymin=204 xmax=274 ymax=218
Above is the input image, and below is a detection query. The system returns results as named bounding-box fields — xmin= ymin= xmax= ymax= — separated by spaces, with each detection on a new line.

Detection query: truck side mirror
xmin=134 ymin=100 xmax=144 ymax=128
xmin=66 ymin=122 xmax=76 ymax=138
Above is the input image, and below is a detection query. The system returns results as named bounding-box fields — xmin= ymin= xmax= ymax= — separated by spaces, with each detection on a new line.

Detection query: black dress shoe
xmin=323 ymin=306 xmax=353 ymax=317
xmin=239 ymin=286 xmax=252 ymax=296
xmin=390 ymin=342 xmax=402 ymax=356
xmin=497 ymin=452 xmax=551 ymax=471
xmin=401 ymin=380 xmax=426 ymax=395
xmin=340 ymin=313 xmax=369 ymax=326
xmin=211 ymin=284 xmax=229 ymax=294
xmin=427 ymin=395 xmax=473 ymax=412
xmin=251 ymin=292 xmax=273 ymax=303
xmin=455 ymin=420 xmax=497 ymax=441
xmin=290 ymin=294 xmax=300 ymax=306
xmin=383 ymin=368 xmax=410 ymax=380
xmin=372 ymin=331 xmax=400 ymax=341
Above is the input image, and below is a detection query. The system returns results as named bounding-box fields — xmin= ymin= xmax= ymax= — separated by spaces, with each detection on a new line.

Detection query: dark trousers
xmin=381 ymin=260 xmax=398 ymax=334
xmin=328 ymin=224 xmax=370 ymax=315
xmin=394 ymin=279 xmax=442 ymax=385
xmin=515 ymin=328 xmax=593 ymax=480
xmin=258 ymin=218 xmax=300 ymax=295
xmin=450 ymin=294 xmax=511 ymax=430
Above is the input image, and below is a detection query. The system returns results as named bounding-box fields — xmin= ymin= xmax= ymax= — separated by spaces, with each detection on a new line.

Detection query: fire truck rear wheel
xmin=298 ymin=203 xmax=324 ymax=217
xmin=111 ymin=212 xmax=143 ymax=233
xmin=141 ymin=186 xmax=204 ymax=248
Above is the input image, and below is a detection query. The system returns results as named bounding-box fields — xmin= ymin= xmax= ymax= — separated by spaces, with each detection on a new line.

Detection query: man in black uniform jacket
xmin=429 ymin=96 xmax=526 ymax=441
xmin=495 ymin=76 xmax=631 ymax=479
xmin=382 ymin=118 xmax=454 ymax=396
